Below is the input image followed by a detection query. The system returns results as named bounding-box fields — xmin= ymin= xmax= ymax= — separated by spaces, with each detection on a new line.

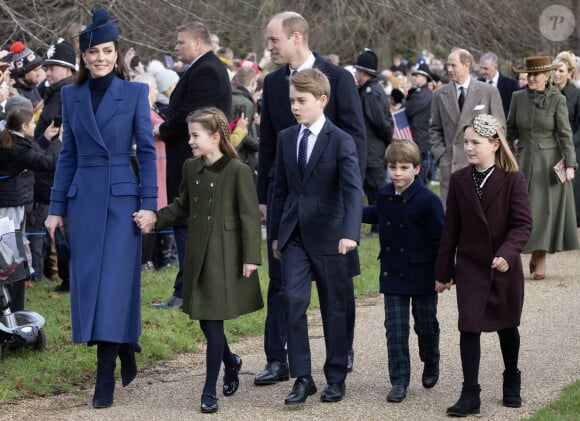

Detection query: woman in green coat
xmin=553 ymin=51 xmax=580 ymax=227
xmin=508 ymin=56 xmax=579 ymax=280
xmin=136 ymin=108 xmax=263 ymax=414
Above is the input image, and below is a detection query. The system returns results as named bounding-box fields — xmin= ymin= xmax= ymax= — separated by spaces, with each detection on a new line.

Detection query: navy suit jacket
xmin=479 ymin=73 xmax=519 ymax=118
xmin=270 ymin=120 xmax=363 ymax=256
xmin=159 ymin=51 xmax=232 ymax=202
xmin=257 ymin=53 xmax=366 ymax=204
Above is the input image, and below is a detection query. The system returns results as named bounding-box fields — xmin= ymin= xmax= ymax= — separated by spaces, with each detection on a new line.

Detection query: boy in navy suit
xmin=269 ymin=68 xmax=363 ymax=406
xmin=362 ymin=140 xmax=444 ymax=403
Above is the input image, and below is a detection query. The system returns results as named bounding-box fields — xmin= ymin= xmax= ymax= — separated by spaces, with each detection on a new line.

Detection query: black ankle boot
xmin=503 ymin=369 xmax=521 ymax=408
xmin=92 ymin=343 xmax=120 ymax=408
xmin=446 ymin=383 xmax=481 ymax=417
xmin=119 ymin=343 xmax=142 ymax=387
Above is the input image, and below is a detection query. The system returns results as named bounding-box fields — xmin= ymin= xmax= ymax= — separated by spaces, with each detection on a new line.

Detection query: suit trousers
xmin=384 ymin=293 xmax=439 ymax=387
xmin=282 ymin=228 xmax=349 ymax=384
xmin=263 ymin=180 xmax=287 ymax=363
xmin=171 ymin=224 xmax=187 ymax=299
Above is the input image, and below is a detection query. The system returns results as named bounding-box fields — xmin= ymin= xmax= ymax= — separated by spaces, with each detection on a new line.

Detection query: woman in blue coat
xmin=45 ymin=9 xmax=157 ymax=408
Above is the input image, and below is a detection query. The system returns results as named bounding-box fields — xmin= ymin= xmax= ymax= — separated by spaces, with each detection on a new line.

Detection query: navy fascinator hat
xmin=79 ymin=8 xmax=120 ymax=52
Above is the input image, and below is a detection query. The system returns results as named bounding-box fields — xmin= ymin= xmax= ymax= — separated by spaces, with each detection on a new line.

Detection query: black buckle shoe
xmin=254 ymin=360 xmax=289 ymax=385
xmin=201 ymin=393 xmax=218 ymax=413
xmin=320 ymin=382 xmax=345 ymax=402
xmin=223 ymin=354 xmax=242 ymax=396
xmin=284 ymin=376 xmax=317 ymax=406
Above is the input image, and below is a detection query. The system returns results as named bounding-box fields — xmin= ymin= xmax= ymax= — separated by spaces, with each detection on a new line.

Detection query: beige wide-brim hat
xmin=513 ymin=56 xmax=559 ymax=73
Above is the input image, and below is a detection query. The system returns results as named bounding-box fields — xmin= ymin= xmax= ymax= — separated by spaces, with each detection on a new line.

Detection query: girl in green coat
xmin=508 ymin=56 xmax=579 ymax=280
xmin=135 ymin=108 xmax=263 ymax=414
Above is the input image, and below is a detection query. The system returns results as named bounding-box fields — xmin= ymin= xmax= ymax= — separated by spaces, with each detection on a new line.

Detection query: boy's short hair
xmin=290 ymin=68 xmax=331 ymax=101
xmin=235 ymin=66 xmax=257 ymax=88
xmin=385 ymin=139 xmax=421 ymax=166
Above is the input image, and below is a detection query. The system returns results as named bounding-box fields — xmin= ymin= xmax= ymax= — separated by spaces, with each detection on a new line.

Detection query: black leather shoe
xmin=422 ymin=360 xmax=440 ymax=389
xmin=150 ymin=296 xmax=183 ymax=309
xmin=254 ymin=361 xmax=289 ymax=385
xmin=223 ymin=354 xmax=242 ymax=396
xmin=200 ymin=393 xmax=218 ymax=413
xmin=347 ymin=349 xmax=354 ymax=372
xmin=320 ymin=382 xmax=345 ymax=402
xmin=284 ymin=376 xmax=317 ymax=406
xmin=387 ymin=385 xmax=407 ymax=402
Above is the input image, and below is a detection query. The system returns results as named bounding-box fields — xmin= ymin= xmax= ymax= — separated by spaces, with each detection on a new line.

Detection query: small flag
xmin=392 ymin=108 xmax=413 ymax=141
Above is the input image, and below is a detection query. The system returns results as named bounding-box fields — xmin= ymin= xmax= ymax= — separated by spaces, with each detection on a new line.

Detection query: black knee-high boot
xmin=118 ymin=343 xmax=142 ymax=387
xmin=93 ymin=342 xmax=120 ymax=408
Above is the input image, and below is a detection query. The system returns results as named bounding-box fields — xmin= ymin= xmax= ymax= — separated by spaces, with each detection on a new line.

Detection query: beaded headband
xmin=472 ymin=114 xmax=499 ymax=139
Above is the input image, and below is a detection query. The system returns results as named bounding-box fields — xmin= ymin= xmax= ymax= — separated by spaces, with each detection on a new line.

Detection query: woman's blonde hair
xmin=467 ymin=114 xmax=518 ymax=172
xmin=555 ymin=50 xmax=576 ymax=78
xmin=186 ymin=107 xmax=237 ymax=159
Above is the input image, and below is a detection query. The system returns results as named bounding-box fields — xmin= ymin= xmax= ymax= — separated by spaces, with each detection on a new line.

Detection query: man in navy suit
xmin=478 ymin=52 xmax=519 ymax=118
xmin=255 ymin=11 xmax=366 ymax=385
xmin=154 ymin=22 xmax=232 ymax=309
xmin=270 ymin=69 xmax=363 ymax=405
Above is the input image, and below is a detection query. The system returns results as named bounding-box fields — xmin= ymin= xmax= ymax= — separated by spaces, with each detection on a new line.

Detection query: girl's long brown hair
xmin=186 ymin=107 xmax=238 ymax=159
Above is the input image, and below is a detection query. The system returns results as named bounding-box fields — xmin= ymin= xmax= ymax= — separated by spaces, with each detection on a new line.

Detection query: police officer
xmin=354 ymin=49 xmax=392 ymax=234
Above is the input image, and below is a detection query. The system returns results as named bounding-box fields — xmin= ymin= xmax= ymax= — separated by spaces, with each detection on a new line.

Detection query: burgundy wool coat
xmin=435 ymin=166 xmax=533 ymax=333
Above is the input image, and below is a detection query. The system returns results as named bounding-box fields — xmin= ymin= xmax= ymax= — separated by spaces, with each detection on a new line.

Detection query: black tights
xmin=199 ymin=320 xmax=236 ymax=396
xmin=460 ymin=327 xmax=520 ymax=386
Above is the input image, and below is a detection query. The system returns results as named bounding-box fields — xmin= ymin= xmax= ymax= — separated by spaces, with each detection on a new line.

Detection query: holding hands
xmin=132 ymin=210 xmax=156 ymax=234
xmin=435 ymin=280 xmax=453 ymax=293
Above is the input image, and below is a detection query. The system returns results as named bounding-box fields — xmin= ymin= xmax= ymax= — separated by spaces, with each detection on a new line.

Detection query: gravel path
xmin=1 ymin=251 xmax=579 ymax=421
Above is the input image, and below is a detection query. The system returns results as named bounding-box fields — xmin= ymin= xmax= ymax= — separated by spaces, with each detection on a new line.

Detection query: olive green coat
xmin=156 ymin=156 xmax=263 ymax=320
xmin=507 ymin=87 xmax=579 ymax=253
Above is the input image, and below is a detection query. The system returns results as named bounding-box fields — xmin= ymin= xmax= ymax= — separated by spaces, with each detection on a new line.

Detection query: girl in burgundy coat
xmin=435 ymin=114 xmax=532 ymax=416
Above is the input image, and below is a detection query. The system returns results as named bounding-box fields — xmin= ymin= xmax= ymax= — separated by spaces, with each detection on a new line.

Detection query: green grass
xmin=524 ymin=380 xmax=580 ymax=420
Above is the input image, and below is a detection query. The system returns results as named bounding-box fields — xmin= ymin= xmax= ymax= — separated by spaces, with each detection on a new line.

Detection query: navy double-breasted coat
xmin=49 ymin=76 xmax=157 ymax=344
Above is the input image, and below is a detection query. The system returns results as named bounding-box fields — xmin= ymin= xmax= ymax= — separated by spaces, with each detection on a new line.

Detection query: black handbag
xmin=53 ymin=229 xmax=70 ymax=262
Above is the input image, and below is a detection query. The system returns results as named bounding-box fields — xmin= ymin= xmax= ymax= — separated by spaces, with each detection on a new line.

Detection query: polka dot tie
xmin=458 ymin=86 xmax=465 ymax=111
xmin=298 ymin=128 xmax=310 ymax=178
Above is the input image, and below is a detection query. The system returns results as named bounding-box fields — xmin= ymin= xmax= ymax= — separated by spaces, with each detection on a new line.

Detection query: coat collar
xmin=383 ymin=176 xmax=423 ymax=201
xmin=456 ymin=165 xmax=506 ymax=218
xmin=192 ymin=154 xmax=232 ymax=173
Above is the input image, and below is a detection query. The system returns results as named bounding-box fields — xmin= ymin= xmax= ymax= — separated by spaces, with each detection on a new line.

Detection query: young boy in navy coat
xmin=269 ymin=68 xmax=363 ymax=406
xmin=362 ymin=139 xmax=444 ymax=403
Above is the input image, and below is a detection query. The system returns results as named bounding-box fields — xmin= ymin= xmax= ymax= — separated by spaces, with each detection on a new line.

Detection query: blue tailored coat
xmin=363 ymin=177 xmax=444 ymax=295
xmin=270 ymin=120 xmax=363 ymax=255
xmin=49 ymin=76 xmax=157 ymax=344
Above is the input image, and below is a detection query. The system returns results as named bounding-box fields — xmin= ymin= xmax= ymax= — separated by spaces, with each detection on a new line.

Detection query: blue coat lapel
xmin=75 ymin=82 xmax=106 ymax=149
xmin=95 ymin=76 xmax=125 ymax=132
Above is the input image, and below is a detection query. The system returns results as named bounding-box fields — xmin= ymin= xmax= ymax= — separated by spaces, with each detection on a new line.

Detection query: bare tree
xmin=0 ymin=0 xmax=574 ymax=72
